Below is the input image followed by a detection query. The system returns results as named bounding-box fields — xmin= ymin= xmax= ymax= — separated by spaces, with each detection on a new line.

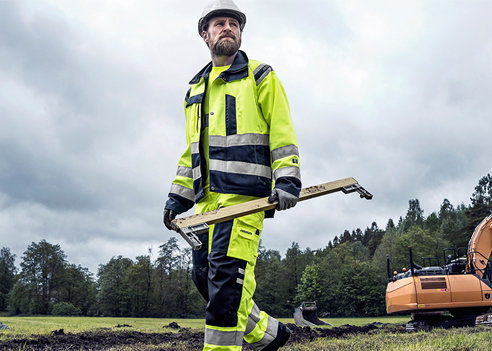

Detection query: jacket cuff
xmin=265 ymin=209 xmax=275 ymax=219
xmin=165 ymin=194 xmax=195 ymax=214
xmin=274 ymin=176 xmax=302 ymax=197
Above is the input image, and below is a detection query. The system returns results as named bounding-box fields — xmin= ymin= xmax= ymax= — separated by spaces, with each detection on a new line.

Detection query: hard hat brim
xmin=198 ymin=9 xmax=246 ymax=35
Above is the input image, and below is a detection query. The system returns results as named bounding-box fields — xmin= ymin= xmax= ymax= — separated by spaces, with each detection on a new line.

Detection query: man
xmin=163 ymin=1 xmax=301 ymax=350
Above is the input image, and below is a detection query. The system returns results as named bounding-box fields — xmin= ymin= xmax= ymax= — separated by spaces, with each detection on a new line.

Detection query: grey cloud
xmin=0 ymin=1 xmax=167 ymax=212
xmin=1 ymin=0 xmax=492 ymax=273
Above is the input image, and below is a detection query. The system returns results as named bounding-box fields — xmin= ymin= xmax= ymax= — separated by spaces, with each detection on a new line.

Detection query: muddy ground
xmin=0 ymin=323 xmax=406 ymax=350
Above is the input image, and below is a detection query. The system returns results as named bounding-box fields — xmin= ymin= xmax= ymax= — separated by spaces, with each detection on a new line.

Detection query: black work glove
xmin=268 ymin=188 xmax=298 ymax=211
xmin=163 ymin=208 xmax=177 ymax=231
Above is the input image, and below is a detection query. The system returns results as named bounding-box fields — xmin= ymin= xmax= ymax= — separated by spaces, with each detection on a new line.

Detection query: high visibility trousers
xmin=191 ymin=191 xmax=281 ymax=351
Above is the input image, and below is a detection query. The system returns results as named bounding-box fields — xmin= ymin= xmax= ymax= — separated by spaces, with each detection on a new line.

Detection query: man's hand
xmin=268 ymin=188 xmax=298 ymax=211
xmin=163 ymin=208 xmax=177 ymax=231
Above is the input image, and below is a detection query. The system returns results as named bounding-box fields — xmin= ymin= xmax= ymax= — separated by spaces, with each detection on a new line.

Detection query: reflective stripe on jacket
xmin=166 ymin=51 xmax=301 ymax=214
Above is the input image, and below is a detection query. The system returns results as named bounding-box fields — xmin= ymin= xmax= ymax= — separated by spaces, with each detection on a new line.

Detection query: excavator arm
xmin=466 ymin=214 xmax=492 ymax=277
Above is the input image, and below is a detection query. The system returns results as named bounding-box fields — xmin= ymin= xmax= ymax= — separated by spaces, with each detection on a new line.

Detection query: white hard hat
xmin=198 ymin=0 xmax=246 ymax=35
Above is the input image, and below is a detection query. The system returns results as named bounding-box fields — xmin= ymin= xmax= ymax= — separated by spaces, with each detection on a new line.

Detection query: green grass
xmin=0 ymin=315 xmax=409 ymax=339
xmin=0 ymin=316 xmax=204 ymax=340
xmin=283 ymin=326 xmax=492 ymax=351
xmin=1 ymin=315 xmax=490 ymax=351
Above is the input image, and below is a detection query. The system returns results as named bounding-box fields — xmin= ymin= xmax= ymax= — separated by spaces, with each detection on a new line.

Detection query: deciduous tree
xmin=19 ymin=240 xmax=67 ymax=314
xmin=0 ymin=247 xmax=16 ymax=311
xmin=97 ymin=256 xmax=133 ymax=316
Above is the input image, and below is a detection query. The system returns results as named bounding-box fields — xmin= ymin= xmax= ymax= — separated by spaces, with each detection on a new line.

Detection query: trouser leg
xmin=202 ymin=219 xmax=241 ymax=350
xmin=194 ymin=195 xmax=287 ymax=350
xmin=191 ymin=192 xmax=216 ymax=302
xmin=191 ymin=231 xmax=209 ymax=301
xmin=203 ymin=249 xmax=285 ymax=351
xmin=203 ymin=250 xmax=247 ymax=350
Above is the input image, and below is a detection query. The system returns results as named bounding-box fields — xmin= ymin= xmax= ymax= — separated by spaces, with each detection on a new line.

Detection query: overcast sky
xmin=1 ymin=0 xmax=491 ymax=274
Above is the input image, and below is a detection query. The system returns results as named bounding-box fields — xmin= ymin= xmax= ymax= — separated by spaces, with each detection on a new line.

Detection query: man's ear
xmin=202 ymin=31 xmax=211 ymax=48
xmin=201 ymin=31 xmax=209 ymax=42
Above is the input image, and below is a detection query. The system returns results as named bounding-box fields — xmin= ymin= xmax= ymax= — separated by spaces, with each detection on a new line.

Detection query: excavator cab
xmin=293 ymin=301 xmax=332 ymax=327
xmin=443 ymin=248 xmax=467 ymax=274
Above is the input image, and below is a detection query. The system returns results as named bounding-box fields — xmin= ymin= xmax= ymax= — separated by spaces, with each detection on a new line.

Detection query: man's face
xmin=202 ymin=17 xmax=241 ymax=57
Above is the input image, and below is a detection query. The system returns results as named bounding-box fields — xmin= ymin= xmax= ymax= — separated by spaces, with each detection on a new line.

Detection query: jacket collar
xmin=189 ymin=50 xmax=249 ymax=84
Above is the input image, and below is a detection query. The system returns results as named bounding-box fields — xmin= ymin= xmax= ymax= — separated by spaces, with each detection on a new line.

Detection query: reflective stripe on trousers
xmin=244 ymin=304 xmax=279 ymax=350
xmin=204 ymin=305 xmax=279 ymax=351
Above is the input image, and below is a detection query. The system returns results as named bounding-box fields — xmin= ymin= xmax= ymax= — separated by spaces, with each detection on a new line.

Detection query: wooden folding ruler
xmin=171 ymin=177 xmax=372 ymax=250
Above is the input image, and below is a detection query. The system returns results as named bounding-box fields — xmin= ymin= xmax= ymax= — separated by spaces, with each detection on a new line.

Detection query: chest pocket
xmin=186 ymin=98 xmax=203 ymax=141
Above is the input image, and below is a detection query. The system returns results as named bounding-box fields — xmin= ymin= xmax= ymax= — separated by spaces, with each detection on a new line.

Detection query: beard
xmin=212 ymin=35 xmax=241 ymax=57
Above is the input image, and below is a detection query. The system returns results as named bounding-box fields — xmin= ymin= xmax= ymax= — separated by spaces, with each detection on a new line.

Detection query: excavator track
xmin=406 ymin=311 xmax=479 ymax=331
xmin=476 ymin=312 xmax=492 ymax=326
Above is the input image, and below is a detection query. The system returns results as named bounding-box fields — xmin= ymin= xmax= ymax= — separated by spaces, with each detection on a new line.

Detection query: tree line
xmin=1 ymin=174 xmax=491 ymax=318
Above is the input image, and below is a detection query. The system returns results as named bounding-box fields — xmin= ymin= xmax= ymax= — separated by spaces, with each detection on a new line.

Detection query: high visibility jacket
xmin=166 ymin=51 xmax=301 ymax=214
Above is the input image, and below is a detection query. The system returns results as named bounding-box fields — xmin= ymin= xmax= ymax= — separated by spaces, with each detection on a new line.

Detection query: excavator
xmin=386 ymin=214 xmax=492 ymax=330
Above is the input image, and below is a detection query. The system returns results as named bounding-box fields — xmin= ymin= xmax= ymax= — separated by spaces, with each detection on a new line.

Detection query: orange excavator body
xmin=386 ymin=274 xmax=492 ymax=314
xmin=386 ymin=215 xmax=492 ymax=329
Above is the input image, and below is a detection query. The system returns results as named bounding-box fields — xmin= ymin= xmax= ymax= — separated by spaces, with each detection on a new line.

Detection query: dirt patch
xmin=0 ymin=323 xmax=406 ymax=350
xmin=165 ymin=322 xmax=181 ymax=329
xmin=0 ymin=329 xmax=203 ymax=351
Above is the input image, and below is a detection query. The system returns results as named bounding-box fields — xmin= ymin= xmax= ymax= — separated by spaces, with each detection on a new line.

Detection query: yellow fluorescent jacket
xmin=166 ymin=51 xmax=301 ymax=214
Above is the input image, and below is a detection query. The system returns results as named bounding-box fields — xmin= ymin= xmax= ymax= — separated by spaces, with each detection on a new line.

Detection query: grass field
xmin=0 ymin=315 xmax=491 ymax=350
xmin=286 ymin=328 xmax=492 ymax=351
xmin=0 ymin=315 xmax=409 ymax=338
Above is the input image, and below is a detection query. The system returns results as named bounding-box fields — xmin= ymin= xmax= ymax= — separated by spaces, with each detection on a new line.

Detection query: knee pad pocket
xmin=206 ymin=253 xmax=247 ymax=327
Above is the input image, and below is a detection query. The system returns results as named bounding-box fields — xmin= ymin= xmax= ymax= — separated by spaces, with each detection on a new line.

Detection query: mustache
xmin=219 ymin=33 xmax=236 ymax=40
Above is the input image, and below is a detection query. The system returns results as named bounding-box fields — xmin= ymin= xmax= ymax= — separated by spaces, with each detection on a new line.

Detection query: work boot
xmin=262 ymin=322 xmax=291 ymax=351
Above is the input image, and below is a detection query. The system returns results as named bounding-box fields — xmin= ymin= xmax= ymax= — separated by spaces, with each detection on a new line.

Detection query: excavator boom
xmin=466 ymin=214 xmax=492 ymax=276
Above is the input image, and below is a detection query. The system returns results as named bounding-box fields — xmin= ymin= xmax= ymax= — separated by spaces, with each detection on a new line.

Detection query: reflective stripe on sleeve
xmin=176 ymin=166 xmax=192 ymax=179
xmin=191 ymin=142 xmax=200 ymax=154
xmin=253 ymin=64 xmax=273 ymax=86
xmin=274 ymin=166 xmax=301 ymax=181
xmin=210 ymin=160 xmax=272 ymax=179
xmin=204 ymin=328 xmax=244 ymax=347
xmin=192 ymin=166 xmax=201 ymax=181
xmin=169 ymin=183 xmax=195 ymax=202
xmin=271 ymin=144 xmax=299 ymax=162
xmin=209 ymin=133 xmax=269 ymax=147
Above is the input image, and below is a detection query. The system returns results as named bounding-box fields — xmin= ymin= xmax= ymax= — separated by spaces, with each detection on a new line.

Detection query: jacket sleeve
xmin=256 ymin=67 xmax=301 ymax=197
xmin=165 ymin=93 xmax=196 ymax=214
